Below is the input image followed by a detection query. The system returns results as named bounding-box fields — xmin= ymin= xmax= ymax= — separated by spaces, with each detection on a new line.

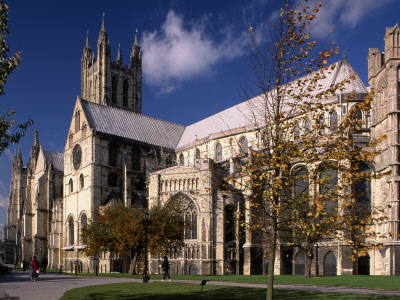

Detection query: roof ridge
xmin=81 ymin=99 xmax=185 ymax=128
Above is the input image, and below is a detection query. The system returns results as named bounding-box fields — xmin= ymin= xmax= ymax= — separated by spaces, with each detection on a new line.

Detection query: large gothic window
xmin=330 ymin=110 xmax=338 ymax=132
xmin=215 ymin=143 xmax=222 ymax=162
xmin=112 ymin=76 xmax=118 ymax=103
xmin=185 ymin=201 xmax=197 ymax=240
xmin=108 ymin=172 xmax=118 ymax=188
xmin=68 ymin=217 xmax=74 ymax=245
xmin=131 ymin=147 xmax=141 ymax=171
xmin=240 ymin=137 xmax=248 ymax=155
xmin=109 ymin=141 xmax=118 ymax=167
xmin=352 ymin=163 xmax=371 ymax=213
xmin=319 ymin=166 xmax=338 ymax=214
xmin=123 ymin=79 xmax=129 ymax=107
xmin=80 ymin=214 xmax=87 ymax=244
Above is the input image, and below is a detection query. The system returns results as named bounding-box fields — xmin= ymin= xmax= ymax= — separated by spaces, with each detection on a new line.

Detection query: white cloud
xmin=142 ymin=10 xmax=246 ymax=94
xmin=309 ymin=0 xmax=394 ymax=38
xmin=0 ymin=193 xmax=8 ymax=208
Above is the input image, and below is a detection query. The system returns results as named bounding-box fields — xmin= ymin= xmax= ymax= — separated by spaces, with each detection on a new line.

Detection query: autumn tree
xmin=0 ymin=0 xmax=32 ymax=154
xmin=82 ymin=202 xmax=184 ymax=274
xmin=231 ymin=1 xmax=387 ymax=299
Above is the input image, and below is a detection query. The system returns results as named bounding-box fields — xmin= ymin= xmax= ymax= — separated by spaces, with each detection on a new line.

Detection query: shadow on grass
xmin=60 ymin=283 xmax=399 ymax=300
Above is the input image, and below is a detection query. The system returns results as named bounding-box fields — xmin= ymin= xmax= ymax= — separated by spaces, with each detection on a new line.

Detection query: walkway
xmin=1 ymin=271 xmax=400 ymax=300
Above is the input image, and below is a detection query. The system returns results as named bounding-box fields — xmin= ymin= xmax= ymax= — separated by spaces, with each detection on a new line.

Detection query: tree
xmin=82 ymin=202 xmax=184 ymax=274
xmin=0 ymin=0 xmax=32 ymax=155
xmin=232 ymin=1 xmax=387 ymax=299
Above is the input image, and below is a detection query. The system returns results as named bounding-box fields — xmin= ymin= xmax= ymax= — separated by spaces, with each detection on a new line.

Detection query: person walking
xmin=29 ymin=256 xmax=38 ymax=282
xmin=161 ymin=256 xmax=171 ymax=281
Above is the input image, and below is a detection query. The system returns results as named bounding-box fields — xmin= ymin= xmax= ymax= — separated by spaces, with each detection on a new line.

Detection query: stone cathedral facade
xmin=4 ymin=20 xmax=400 ymax=276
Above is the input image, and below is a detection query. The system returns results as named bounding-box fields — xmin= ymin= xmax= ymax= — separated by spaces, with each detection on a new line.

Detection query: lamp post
xmin=143 ymin=211 xmax=150 ymax=283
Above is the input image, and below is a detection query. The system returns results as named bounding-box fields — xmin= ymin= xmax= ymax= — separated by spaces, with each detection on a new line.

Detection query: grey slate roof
xmin=176 ymin=59 xmax=367 ymax=150
xmin=81 ymin=100 xmax=185 ymax=150
xmin=44 ymin=150 xmax=64 ymax=172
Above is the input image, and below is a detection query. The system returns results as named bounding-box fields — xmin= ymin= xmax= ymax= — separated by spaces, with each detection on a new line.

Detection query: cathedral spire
xmin=116 ymin=44 xmax=123 ymax=65
xmin=101 ymin=12 xmax=106 ymax=32
xmin=34 ymin=128 xmax=39 ymax=147
xmin=134 ymin=29 xmax=138 ymax=46
xmin=85 ymin=30 xmax=90 ymax=49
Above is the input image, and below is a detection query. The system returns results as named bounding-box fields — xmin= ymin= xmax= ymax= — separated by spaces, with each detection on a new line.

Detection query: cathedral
xmin=4 ymin=19 xmax=400 ymax=276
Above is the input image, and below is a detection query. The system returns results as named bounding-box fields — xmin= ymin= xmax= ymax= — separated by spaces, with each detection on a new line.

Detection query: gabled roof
xmin=176 ymin=59 xmax=367 ymax=150
xmin=81 ymin=100 xmax=185 ymax=150
xmin=43 ymin=150 xmax=64 ymax=172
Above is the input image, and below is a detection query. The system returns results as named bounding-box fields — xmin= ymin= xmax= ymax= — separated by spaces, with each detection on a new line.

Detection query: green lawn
xmin=60 ymin=273 xmax=400 ymax=291
xmin=59 ymin=282 xmax=398 ymax=300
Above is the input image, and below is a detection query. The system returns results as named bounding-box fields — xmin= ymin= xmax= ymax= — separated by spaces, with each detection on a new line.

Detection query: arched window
xmin=318 ymin=114 xmax=325 ymax=135
xmin=224 ymin=205 xmax=235 ymax=242
xmin=75 ymin=110 xmax=80 ymax=132
xmin=240 ymin=137 xmax=248 ymax=155
xmin=324 ymin=252 xmax=337 ymax=276
xmin=215 ymin=143 xmax=222 ymax=162
xmin=112 ymin=76 xmax=118 ymax=103
xmin=69 ymin=178 xmax=73 ymax=194
xmin=108 ymin=172 xmax=118 ymax=188
xmin=68 ymin=217 xmax=74 ymax=245
xmin=79 ymin=174 xmax=84 ymax=189
xmin=195 ymin=148 xmax=200 ymax=159
xmin=179 ymin=154 xmax=185 ymax=166
xmin=131 ymin=147 xmax=141 ymax=171
xmin=330 ymin=110 xmax=338 ymax=132
xmin=352 ymin=163 xmax=371 ymax=213
xmin=185 ymin=201 xmax=197 ymax=240
xmin=109 ymin=141 xmax=118 ymax=167
xmin=123 ymin=79 xmax=129 ymax=107
xmin=294 ymin=167 xmax=309 ymax=200
xmin=319 ymin=166 xmax=338 ymax=214
xmin=295 ymin=252 xmax=305 ymax=275
xmin=80 ymin=214 xmax=87 ymax=244
xmin=353 ymin=106 xmax=363 ymax=130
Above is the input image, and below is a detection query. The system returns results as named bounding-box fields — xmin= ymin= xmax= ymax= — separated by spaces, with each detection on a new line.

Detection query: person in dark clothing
xmin=161 ymin=256 xmax=171 ymax=281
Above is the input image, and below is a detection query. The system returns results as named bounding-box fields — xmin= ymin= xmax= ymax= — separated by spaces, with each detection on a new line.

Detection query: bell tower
xmin=80 ymin=15 xmax=142 ymax=113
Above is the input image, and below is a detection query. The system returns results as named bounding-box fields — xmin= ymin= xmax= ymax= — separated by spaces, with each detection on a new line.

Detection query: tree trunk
xmin=129 ymin=250 xmax=139 ymax=275
xmin=304 ymin=246 xmax=313 ymax=278
xmin=267 ymin=219 xmax=278 ymax=300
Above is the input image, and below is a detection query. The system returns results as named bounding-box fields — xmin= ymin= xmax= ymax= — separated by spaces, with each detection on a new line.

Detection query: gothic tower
xmin=81 ymin=15 xmax=142 ymax=113
xmin=368 ymin=24 xmax=400 ymax=275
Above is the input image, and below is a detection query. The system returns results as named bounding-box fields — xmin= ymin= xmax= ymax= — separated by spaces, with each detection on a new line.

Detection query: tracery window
xmin=185 ymin=201 xmax=197 ymax=240
xmin=109 ymin=141 xmax=118 ymax=167
xmin=112 ymin=76 xmax=118 ymax=103
xmin=215 ymin=143 xmax=222 ymax=162
xmin=240 ymin=137 xmax=248 ymax=155
xmin=68 ymin=217 xmax=74 ymax=245
xmin=123 ymin=79 xmax=129 ymax=107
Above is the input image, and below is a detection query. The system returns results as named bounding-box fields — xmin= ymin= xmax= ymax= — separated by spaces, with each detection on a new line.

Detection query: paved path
xmin=1 ymin=271 xmax=400 ymax=300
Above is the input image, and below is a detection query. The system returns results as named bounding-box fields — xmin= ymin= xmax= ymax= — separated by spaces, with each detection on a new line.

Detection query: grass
xmin=55 ymin=272 xmax=400 ymax=291
xmin=59 ymin=282 xmax=399 ymax=300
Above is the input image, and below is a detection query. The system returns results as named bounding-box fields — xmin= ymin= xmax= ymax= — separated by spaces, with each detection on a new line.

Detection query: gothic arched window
xmin=108 ymin=172 xmax=118 ymax=188
xmin=195 ymin=148 xmax=200 ymax=159
xmin=80 ymin=214 xmax=87 ymax=244
xmin=224 ymin=205 xmax=235 ymax=242
xmin=75 ymin=110 xmax=80 ymax=132
xmin=112 ymin=76 xmax=118 ymax=103
xmin=123 ymin=79 xmax=129 ymax=107
xmin=179 ymin=154 xmax=184 ymax=166
xmin=68 ymin=217 xmax=74 ymax=245
xmin=215 ymin=143 xmax=222 ymax=162
xmin=131 ymin=147 xmax=141 ymax=171
xmin=330 ymin=110 xmax=338 ymax=132
xmin=185 ymin=201 xmax=197 ymax=240
xmin=319 ymin=166 xmax=338 ymax=214
xmin=79 ymin=174 xmax=84 ymax=189
xmin=69 ymin=179 xmax=73 ymax=194
xmin=294 ymin=166 xmax=309 ymax=200
xmin=240 ymin=137 xmax=248 ymax=155
xmin=352 ymin=162 xmax=371 ymax=213
xmin=108 ymin=141 xmax=118 ymax=167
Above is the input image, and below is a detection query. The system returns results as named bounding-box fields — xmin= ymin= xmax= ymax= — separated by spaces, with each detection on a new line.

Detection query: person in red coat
xmin=29 ymin=256 xmax=38 ymax=282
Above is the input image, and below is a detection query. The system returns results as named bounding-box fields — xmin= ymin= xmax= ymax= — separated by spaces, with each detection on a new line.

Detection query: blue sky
xmin=0 ymin=0 xmax=399 ymax=233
